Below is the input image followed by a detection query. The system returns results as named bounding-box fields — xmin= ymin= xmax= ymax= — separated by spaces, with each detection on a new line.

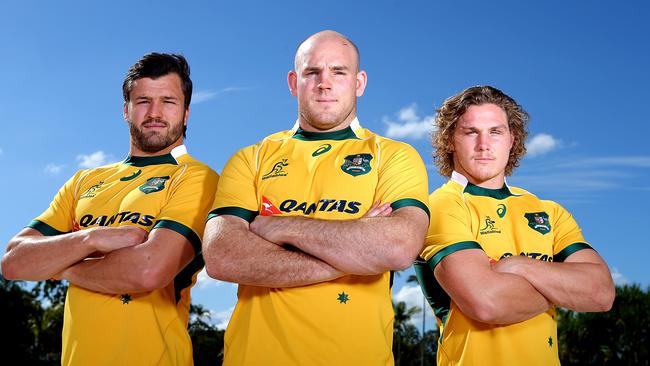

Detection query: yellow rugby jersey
xmin=208 ymin=119 xmax=430 ymax=366
xmin=415 ymin=172 xmax=592 ymax=366
xmin=28 ymin=145 xmax=218 ymax=366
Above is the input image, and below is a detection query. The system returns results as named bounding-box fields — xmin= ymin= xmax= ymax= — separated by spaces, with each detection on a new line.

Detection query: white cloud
xmin=384 ymin=104 xmax=435 ymax=140
xmin=393 ymin=284 xmax=437 ymax=330
xmin=191 ymin=90 xmax=218 ymax=105
xmin=610 ymin=267 xmax=629 ymax=286
xmin=191 ymin=87 xmax=251 ymax=105
xmin=526 ymin=133 xmax=560 ymax=157
xmin=195 ymin=268 xmax=225 ymax=289
xmin=44 ymin=163 xmax=66 ymax=174
xmin=213 ymin=306 xmax=235 ymax=330
xmin=77 ymin=151 xmax=112 ymax=168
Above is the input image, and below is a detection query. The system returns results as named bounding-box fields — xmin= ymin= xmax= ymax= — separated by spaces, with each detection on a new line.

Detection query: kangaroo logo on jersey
xmin=120 ymin=169 xmax=142 ymax=182
xmin=262 ymin=159 xmax=289 ymax=180
xmin=312 ymin=144 xmax=332 ymax=157
xmin=497 ymin=204 xmax=507 ymax=218
xmin=340 ymin=153 xmax=373 ymax=176
xmin=139 ymin=176 xmax=169 ymax=194
xmin=480 ymin=215 xmax=501 ymax=235
xmin=524 ymin=212 xmax=551 ymax=235
xmin=260 ymin=196 xmax=282 ymax=216
xmin=80 ymin=181 xmax=104 ymax=199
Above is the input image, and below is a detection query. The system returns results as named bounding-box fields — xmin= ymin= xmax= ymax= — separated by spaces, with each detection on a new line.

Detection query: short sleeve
xmin=546 ymin=200 xmax=592 ymax=262
xmin=28 ymin=170 xmax=85 ymax=235
xmin=207 ymin=145 xmax=259 ymax=223
xmin=420 ymin=191 xmax=482 ymax=269
xmin=374 ymin=140 xmax=430 ymax=218
xmin=153 ymin=164 xmax=219 ymax=254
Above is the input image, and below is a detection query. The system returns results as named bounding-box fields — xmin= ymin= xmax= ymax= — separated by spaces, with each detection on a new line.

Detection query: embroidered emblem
xmin=138 ymin=176 xmax=170 ymax=194
xmin=262 ymin=159 xmax=289 ymax=180
xmin=524 ymin=212 xmax=551 ymax=235
xmin=340 ymin=154 xmax=373 ymax=176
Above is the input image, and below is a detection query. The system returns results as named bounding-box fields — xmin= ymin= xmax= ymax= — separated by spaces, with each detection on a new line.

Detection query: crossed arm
xmin=2 ymin=226 xmax=195 ymax=294
xmin=202 ymin=203 xmax=429 ymax=287
xmin=435 ymin=248 xmax=615 ymax=325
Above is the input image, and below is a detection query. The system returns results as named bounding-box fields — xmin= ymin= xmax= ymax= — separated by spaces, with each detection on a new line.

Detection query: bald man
xmin=202 ymin=30 xmax=430 ymax=365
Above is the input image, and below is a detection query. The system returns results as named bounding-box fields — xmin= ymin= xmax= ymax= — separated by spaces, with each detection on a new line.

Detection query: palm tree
xmin=393 ymin=301 xmax=421 ymax=366
xmin=407 ymin=275 xmax=426 ymax=366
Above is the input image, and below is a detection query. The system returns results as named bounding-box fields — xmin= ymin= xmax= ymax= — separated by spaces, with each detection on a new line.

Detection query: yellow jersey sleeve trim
xmin=27 ymin=220 xmax=66 ymax=236
xmin=391 ymin=198 xmax=430 ymax=219
xmin=153 ymin=219 xmax=201 ymax=254
xmin=427 ymin=241 xmax=483 ymax=270
xmin=554 ymin=242 xmax=592 ymax=262
xmin=207 ymin=207 xmax=258 ymax=223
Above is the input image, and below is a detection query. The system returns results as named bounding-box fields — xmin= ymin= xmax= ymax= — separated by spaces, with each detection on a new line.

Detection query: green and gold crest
xmin=139 ymin=176 xmax=170 ymax=194
xmin=524 ymin=212 xmax=551 ymax=235
xmin=340 ymin=153 xmax=373 ymax=176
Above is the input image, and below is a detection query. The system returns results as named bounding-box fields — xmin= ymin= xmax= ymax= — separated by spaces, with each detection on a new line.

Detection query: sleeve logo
xmin=340 ymin=153 xmax=373 ymax=176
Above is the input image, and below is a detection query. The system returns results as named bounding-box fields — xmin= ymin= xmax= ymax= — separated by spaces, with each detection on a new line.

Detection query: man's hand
xmin=362 ymin=202 xmax=392 ymax=218
xmin=492 ymin=255 xmax=531 ymax=275
xmin=249 ymin=202 xmax=394 ymax=246
xmin=87 ymin=226 xmax=148 ymax=254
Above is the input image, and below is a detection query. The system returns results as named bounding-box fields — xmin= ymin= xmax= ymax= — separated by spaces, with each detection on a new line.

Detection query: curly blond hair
xmin=432 ymin=85 xmax=529 ymax=177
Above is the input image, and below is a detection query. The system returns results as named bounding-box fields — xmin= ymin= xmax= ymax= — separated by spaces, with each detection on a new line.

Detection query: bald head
xmin=294 ymin=30 xmax=360 ymax=72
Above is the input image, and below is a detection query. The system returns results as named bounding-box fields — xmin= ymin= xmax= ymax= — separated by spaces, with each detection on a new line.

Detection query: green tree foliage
xmin=393 ymin=301 xmax=438 ymax=366
xmin=188 ymin=303 xmax=225 ymax=366
xmin=558 ymin=284 xmax=650 ymax=365
xmin=0 ymin=275 xmax=42 ymax=363
xmin=4 ymin=277 xmax=649 ymax=366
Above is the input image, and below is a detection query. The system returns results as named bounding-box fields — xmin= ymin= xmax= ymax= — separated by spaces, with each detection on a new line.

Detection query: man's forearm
xmin=62 ymin=228 xmax=194 ymax=294
xmin=3 ymin=229 xmax=96 ymax=281
xmin=495 ymin=250 xmax=615 ymax=312
xmin=435 ymin=249 xmax=550 ymax=325
xmin=203 ymin=216 xmax=344 ymax=288
xmin=251 ymin=206 xmax=429 ymax=275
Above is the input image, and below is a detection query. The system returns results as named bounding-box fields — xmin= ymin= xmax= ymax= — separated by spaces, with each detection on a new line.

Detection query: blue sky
xmin=1 ymin=0 xmax=648 ymax=329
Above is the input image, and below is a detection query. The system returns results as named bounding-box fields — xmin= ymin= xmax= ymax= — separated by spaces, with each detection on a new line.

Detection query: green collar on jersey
xmin=464 ymin=183 xmax=513 ymax=199
xmin=292 ymin=126 xmax=359 ymax=141
xmin=123 ymin=154 xmax=177 ymax=167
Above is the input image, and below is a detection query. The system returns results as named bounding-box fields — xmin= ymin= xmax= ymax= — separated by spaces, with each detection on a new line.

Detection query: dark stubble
xmin=129 ymin=117 xmax=185 ymax=153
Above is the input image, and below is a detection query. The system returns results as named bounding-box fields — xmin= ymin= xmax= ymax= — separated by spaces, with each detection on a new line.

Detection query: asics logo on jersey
xmin=496 ymin=204 xmax=506 ymax=218
xmin=312 ymin=144 xmax=332 ymax=157
xmin=120 ymin=169 xmax=142 ymax=181
xmin=79 ymin=211 xmax=155 ymax=227
xmin=262 ymin=159 xmax=289 ymax=180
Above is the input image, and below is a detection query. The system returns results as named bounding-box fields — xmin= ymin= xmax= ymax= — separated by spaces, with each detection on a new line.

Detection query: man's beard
xmin=129 ymin=118 xmax=185 ymax=153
